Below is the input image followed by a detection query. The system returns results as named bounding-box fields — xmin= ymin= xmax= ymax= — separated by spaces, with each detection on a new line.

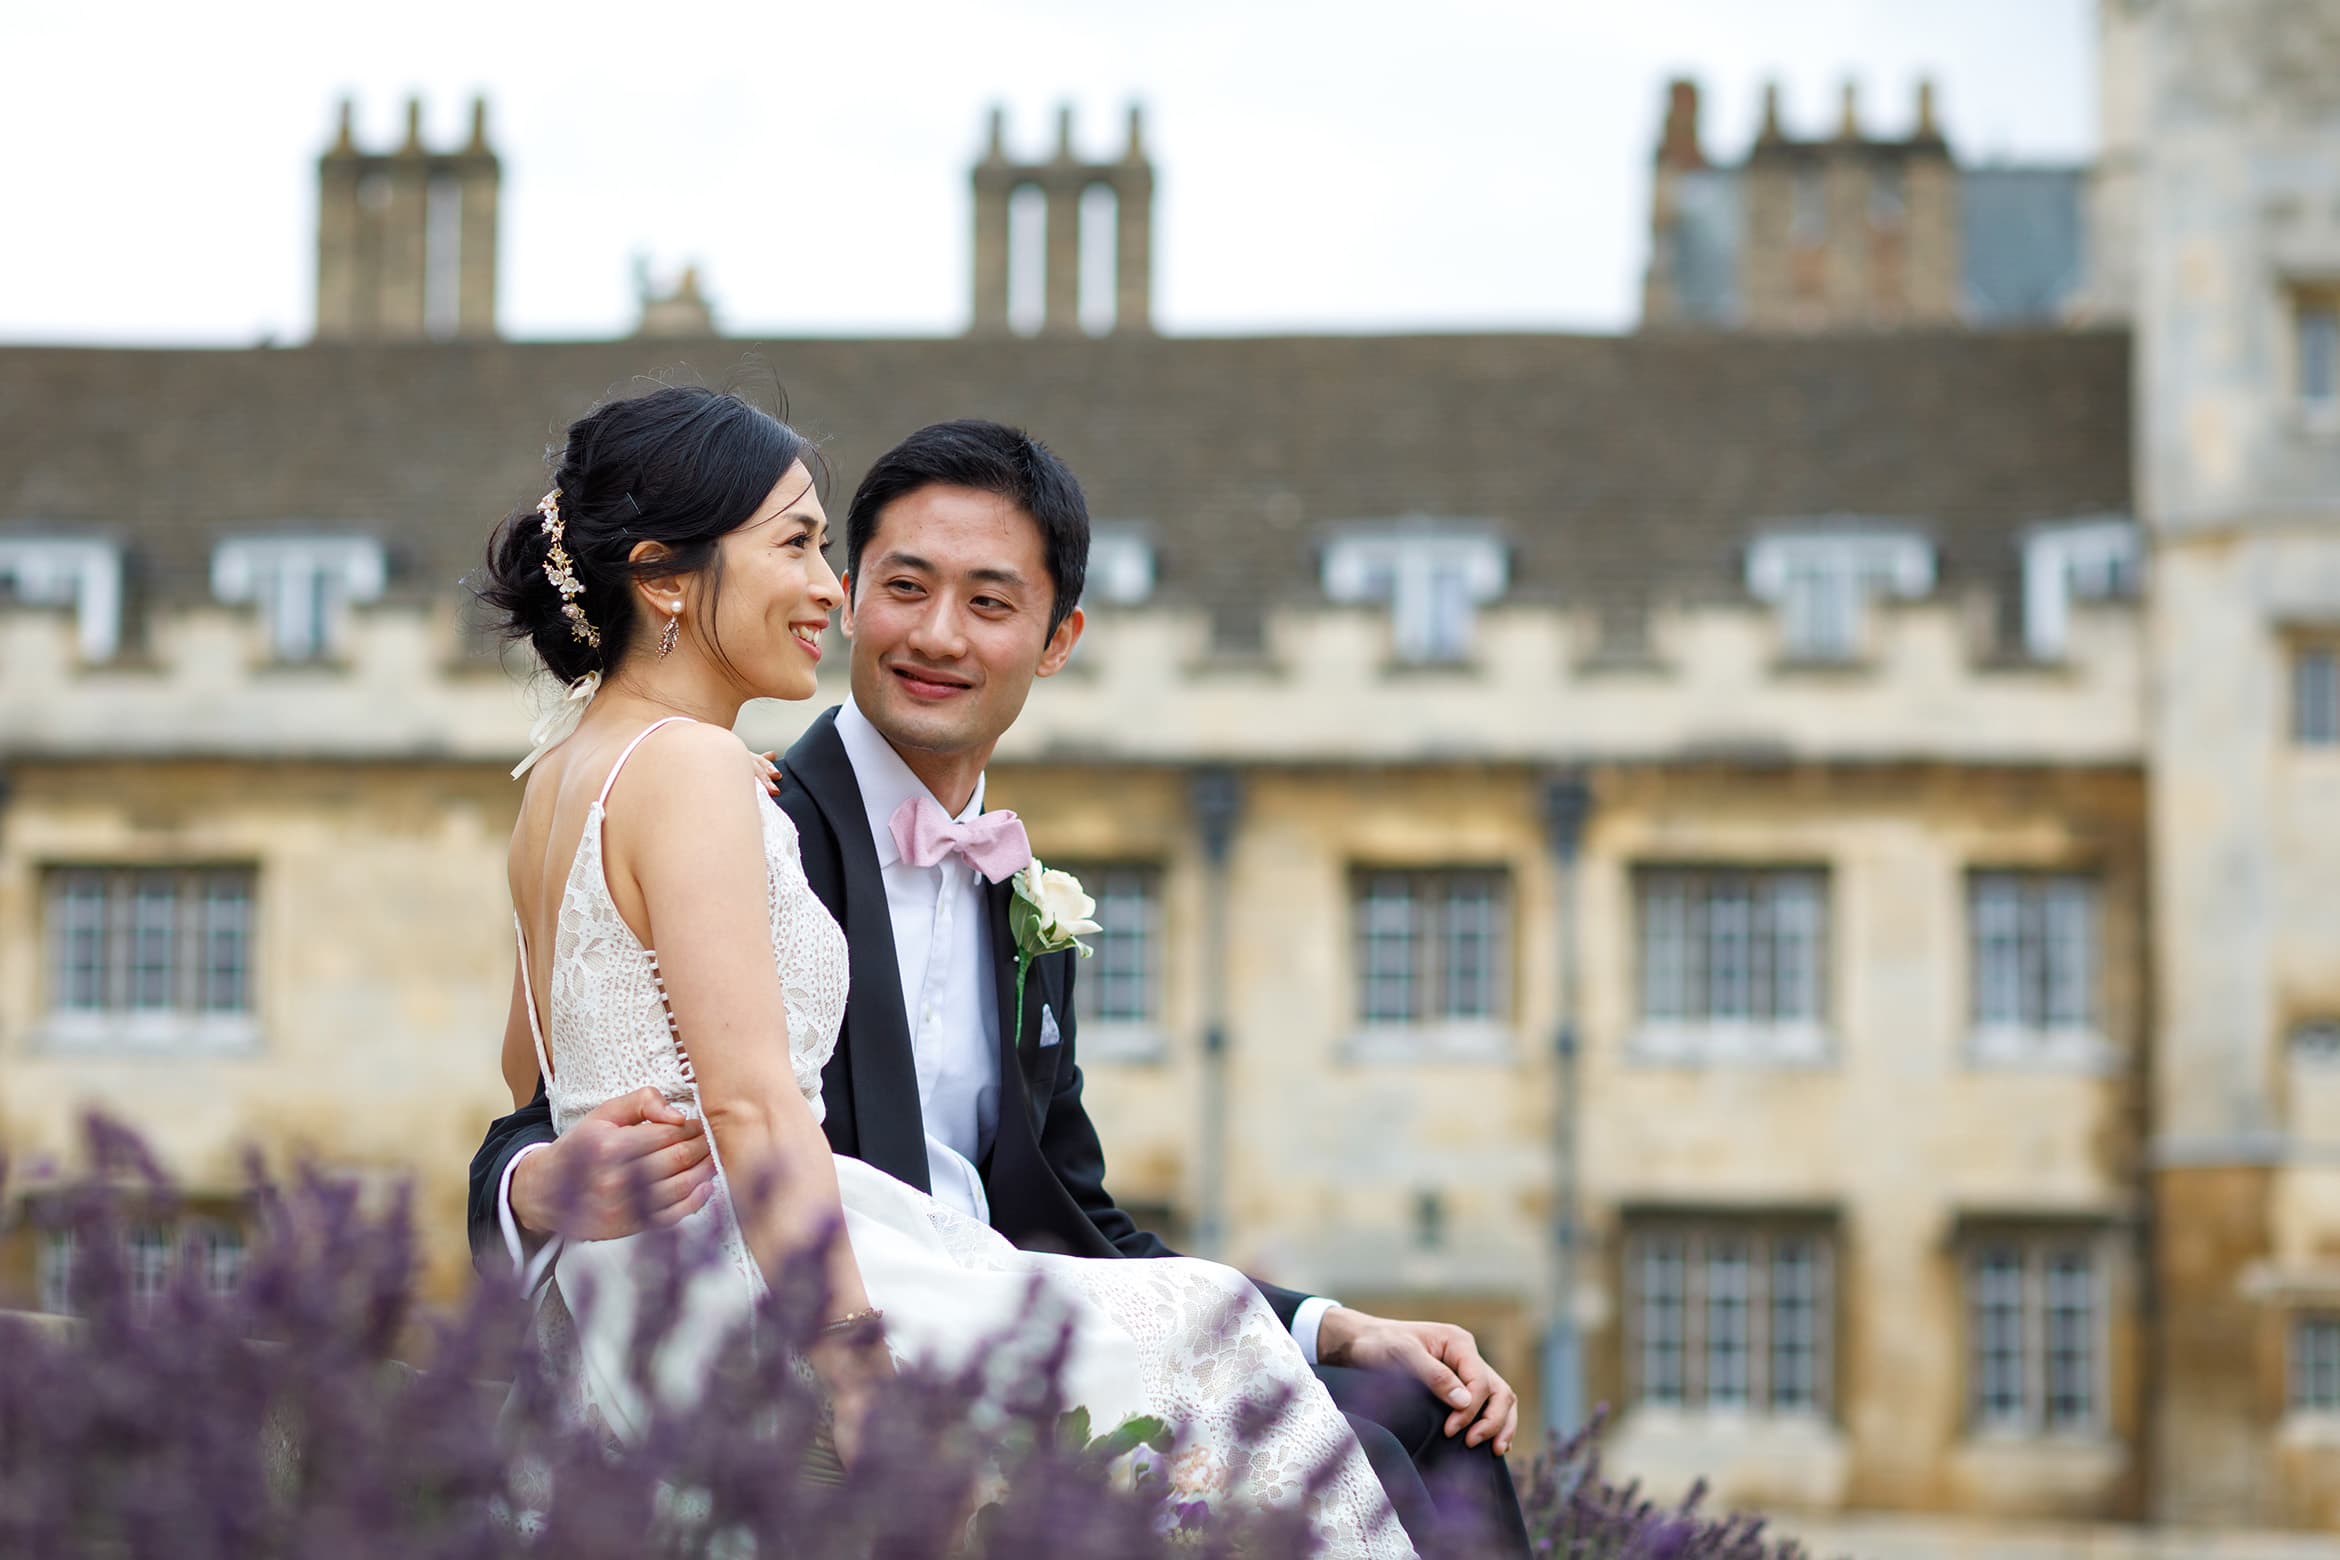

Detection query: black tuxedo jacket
xmin=464 ymin=706 xmax=1310 ymax=1329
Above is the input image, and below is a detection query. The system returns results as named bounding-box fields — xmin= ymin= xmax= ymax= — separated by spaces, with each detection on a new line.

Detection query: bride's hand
xmin=811 ymin=1326 xmax=894 ymax=1468
xmin=751 ymin=749 xmax=781 ymax=798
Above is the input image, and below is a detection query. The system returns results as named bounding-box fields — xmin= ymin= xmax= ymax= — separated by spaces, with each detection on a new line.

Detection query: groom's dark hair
xmin=842 ymin=419 xmax=1090 ymax=639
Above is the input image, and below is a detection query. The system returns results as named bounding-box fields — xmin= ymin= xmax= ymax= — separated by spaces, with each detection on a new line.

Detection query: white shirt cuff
xmin=1292 ymin=1296 xmax=1340 ymax=1366
xmin=497 ymin=1141 xmax=561 ymax=1293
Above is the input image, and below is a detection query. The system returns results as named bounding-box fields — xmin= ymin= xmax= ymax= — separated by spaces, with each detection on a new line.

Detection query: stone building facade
xmin=1 ymin=0 xmax=2336 ymax=1544
xmin=2126 ymin=0 xmax=2340 ymax=1530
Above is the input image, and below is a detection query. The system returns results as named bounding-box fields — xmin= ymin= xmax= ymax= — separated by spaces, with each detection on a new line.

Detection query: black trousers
xmin=1317 ymin=1365 xmax=1529 ymax=1559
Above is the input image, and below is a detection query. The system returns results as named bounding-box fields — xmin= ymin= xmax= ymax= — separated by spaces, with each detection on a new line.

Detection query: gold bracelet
xmin=818 ymin=1306 xmax=884 ymax=1339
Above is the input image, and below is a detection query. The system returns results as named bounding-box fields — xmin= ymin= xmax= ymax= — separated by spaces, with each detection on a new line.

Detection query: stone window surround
xmin=1343 ymin=865 xmax=1515 ymax=1062
xmin=1744 ymin=523 xmax=1934 ymax=664
xmin=35 ymin=1210 xmax=248 ymax=1317
xmin=2020 ymin=516 xmax=2142 ymax=662
xmin=1958 ymin=1224 xmax=2112 ymax=1441
xmin=1085 ymin=523 xmax=1156 ymax=608
xmin=2288 ymin=280 xmax=2340 ymax=424
xmin=210 ymin=532 xmax=388 ymax=664
xmin=34 ymin=863 xmax=261 ymax=1055
xmin=2292 ymin=1016 xmax=2340 ymax=1065
xmin=1319 ymin=521 xmax=1510 ymax=667
xmin=1965 ymin=869 xmax=2118 ymax=1075
xmin=1048 ymin=858 xmax=1165 ymax=1064
xmin=1619 ymin=1211 xmax=1840 ymax=1421
xmin=1630 ymin=863 xmax=1832 ymax=1066
xmin=0 ymin=533 xmax=125 ymax=663
xmin=2293 ymin=639 xmax=2340 ymax=748
xmin=2290 ymin=1311 xmax=2340 ymax=1419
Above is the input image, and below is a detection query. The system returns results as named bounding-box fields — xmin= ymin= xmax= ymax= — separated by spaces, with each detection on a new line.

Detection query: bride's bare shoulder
xmin=601 ymin=719 xmax=757 ymax=817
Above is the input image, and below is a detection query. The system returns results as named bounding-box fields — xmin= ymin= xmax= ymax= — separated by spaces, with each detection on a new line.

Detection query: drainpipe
xmin=1540 ymin=770 xmax=1593 ymax=1439
xmin=1190 ymin=766 xmax=1242 ymax=1260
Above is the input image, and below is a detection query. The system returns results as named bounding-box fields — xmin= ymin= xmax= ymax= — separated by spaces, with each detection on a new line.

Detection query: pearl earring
xmin=659 ymin=610 xmax=680 ymax=658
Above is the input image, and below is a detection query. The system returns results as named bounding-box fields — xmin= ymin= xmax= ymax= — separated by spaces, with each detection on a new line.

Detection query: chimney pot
xmin=1658 ymin=77 xmax=1704 ymax=168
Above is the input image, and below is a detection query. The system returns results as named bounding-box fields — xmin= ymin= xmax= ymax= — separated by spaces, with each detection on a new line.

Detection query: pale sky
xmin=2 ymin=0 xmax=2095 ymax=345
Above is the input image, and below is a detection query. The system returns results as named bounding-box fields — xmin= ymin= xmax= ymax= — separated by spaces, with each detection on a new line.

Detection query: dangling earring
xmin=659 ymin=610 xmax=680 ymax=658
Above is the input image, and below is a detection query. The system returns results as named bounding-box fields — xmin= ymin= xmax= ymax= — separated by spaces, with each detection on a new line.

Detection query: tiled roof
xmin=0 ymin=329 xmax=2130 ymax=648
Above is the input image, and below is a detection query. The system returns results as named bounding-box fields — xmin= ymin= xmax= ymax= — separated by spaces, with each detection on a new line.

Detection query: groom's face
xmin=841 ymin=483 xmax=1084 ymax=760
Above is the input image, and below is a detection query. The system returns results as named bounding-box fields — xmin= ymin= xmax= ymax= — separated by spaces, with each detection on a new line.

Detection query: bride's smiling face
xmin=675 ymin=462 xmax=842 ymax=702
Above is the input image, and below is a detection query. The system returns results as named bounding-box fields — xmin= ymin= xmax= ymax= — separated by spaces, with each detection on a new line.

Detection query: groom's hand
xmin=1316 ymin=1307 xmax=1519 ymax=1456
xmin=509 ymin=1086 xmax=716 ymax=1242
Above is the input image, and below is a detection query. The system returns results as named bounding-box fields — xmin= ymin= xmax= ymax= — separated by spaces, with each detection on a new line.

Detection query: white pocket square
xmin=1038 ymin=1004 xmax=1062 ymax=1048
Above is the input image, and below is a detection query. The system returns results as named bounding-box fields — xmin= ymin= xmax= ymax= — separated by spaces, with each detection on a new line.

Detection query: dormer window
xmin=1745 ymin=525 xmax=1933 ymax=662
xmin=1321 ymin=522 xmax=1508 ymax=664
xmin=2021 ymin=517 xmax=2142 ymax=660
xmin=211 ymin=534 xmax=387 ymax=663
xmin=0 ymin=535 xmax=125 ymax=662
xmin=1086 ymin=524 xmax=1157 ymax=606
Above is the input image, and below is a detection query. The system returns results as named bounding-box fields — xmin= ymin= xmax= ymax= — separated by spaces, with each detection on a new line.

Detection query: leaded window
xmin=1050 ymin=862 xmax=1161 ymax=1029
xmin=43 ymin=866 xmax=257 ymax=1042
xmin=2292 ymin=1314 xmax=2340 ymax=1413
xmin=1352 ymin=869 xmax=1510 ymax=1028
xmin=1969 ymin=871 xmax=2100 ymax=1045
xmin=1964 ymin=1235 xmax=2102 ymax=1434
xmin=2300 ymin=301 xmax=2339 ymax=409
xmin=2297 ymin=647 xmax=2339 ymax=748
xmin=1625 ymin=1220 xmax=1835 ymax=1416
xmin=1636 ymin=866 xmax=1828 ymax=1040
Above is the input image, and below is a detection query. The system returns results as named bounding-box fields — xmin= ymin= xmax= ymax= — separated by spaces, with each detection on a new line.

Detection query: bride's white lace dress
xmin=516 ymin=718 xmax=1411 ymax=1557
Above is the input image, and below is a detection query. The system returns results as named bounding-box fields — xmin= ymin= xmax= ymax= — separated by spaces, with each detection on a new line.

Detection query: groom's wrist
xmin=502 ymin=1141 xmax=556 ymax=1248
xmin=1308 ymin=1300 xmax=1360 ymax=1366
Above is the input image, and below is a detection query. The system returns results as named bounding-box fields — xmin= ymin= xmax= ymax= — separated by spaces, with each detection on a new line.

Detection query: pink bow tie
xmin=888 ymin=794 xmax=1032 ymax=883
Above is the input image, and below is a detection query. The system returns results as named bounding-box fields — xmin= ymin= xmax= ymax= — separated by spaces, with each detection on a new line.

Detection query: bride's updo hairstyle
xmin=478 ymin=384 xmax=817 ymax=684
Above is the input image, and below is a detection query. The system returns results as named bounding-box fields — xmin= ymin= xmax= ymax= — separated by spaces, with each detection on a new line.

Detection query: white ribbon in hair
xmin=510 ymin=671 xmax=603 ymax=780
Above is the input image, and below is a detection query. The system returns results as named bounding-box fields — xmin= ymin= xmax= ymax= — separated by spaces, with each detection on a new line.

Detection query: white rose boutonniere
xmin=1008 ymin=859 xmax=1099 ymax=1047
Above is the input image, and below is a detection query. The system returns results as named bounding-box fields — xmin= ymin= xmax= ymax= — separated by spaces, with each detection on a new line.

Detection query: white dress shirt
xmin=834 ymin=698 xmax=1000 ymax=1226
xmin=502 ymin=697 xmax=1335 ymax=1360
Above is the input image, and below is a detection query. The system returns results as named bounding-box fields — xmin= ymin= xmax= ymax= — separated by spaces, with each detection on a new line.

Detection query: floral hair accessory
xmin=537 ymin=487 xmax=600 ymax=650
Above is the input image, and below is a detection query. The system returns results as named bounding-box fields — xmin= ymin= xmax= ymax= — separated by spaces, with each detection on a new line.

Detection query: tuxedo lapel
xmin=781 ymin=709 xmax=932 ymax=1194
xmin=986 ymin=876 xmax=1055 ymax=1128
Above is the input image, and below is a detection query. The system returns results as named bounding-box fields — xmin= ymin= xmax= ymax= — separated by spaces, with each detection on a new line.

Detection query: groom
xmin=468 ymin=419 xmax=1526 ymax=1554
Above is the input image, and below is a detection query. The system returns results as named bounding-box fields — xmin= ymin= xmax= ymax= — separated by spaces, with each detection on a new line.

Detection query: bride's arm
xmin=610 ymin=721 xmax=873 ymax=1324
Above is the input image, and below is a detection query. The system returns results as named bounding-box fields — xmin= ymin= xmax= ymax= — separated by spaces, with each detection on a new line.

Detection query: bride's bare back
xmin=503 ymin=714 xmax=771 ymax=1089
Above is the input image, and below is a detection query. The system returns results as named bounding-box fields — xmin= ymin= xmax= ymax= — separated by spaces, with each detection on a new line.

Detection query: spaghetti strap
xmin=596 ymin=715 xmax=696 ymax=810
xmin=513 ymin=915 xmax=556 ymax=1084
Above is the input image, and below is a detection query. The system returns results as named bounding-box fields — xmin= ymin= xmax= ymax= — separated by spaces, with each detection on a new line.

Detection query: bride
xmin=478 ymin=384 xmax=1412 ymax=1557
